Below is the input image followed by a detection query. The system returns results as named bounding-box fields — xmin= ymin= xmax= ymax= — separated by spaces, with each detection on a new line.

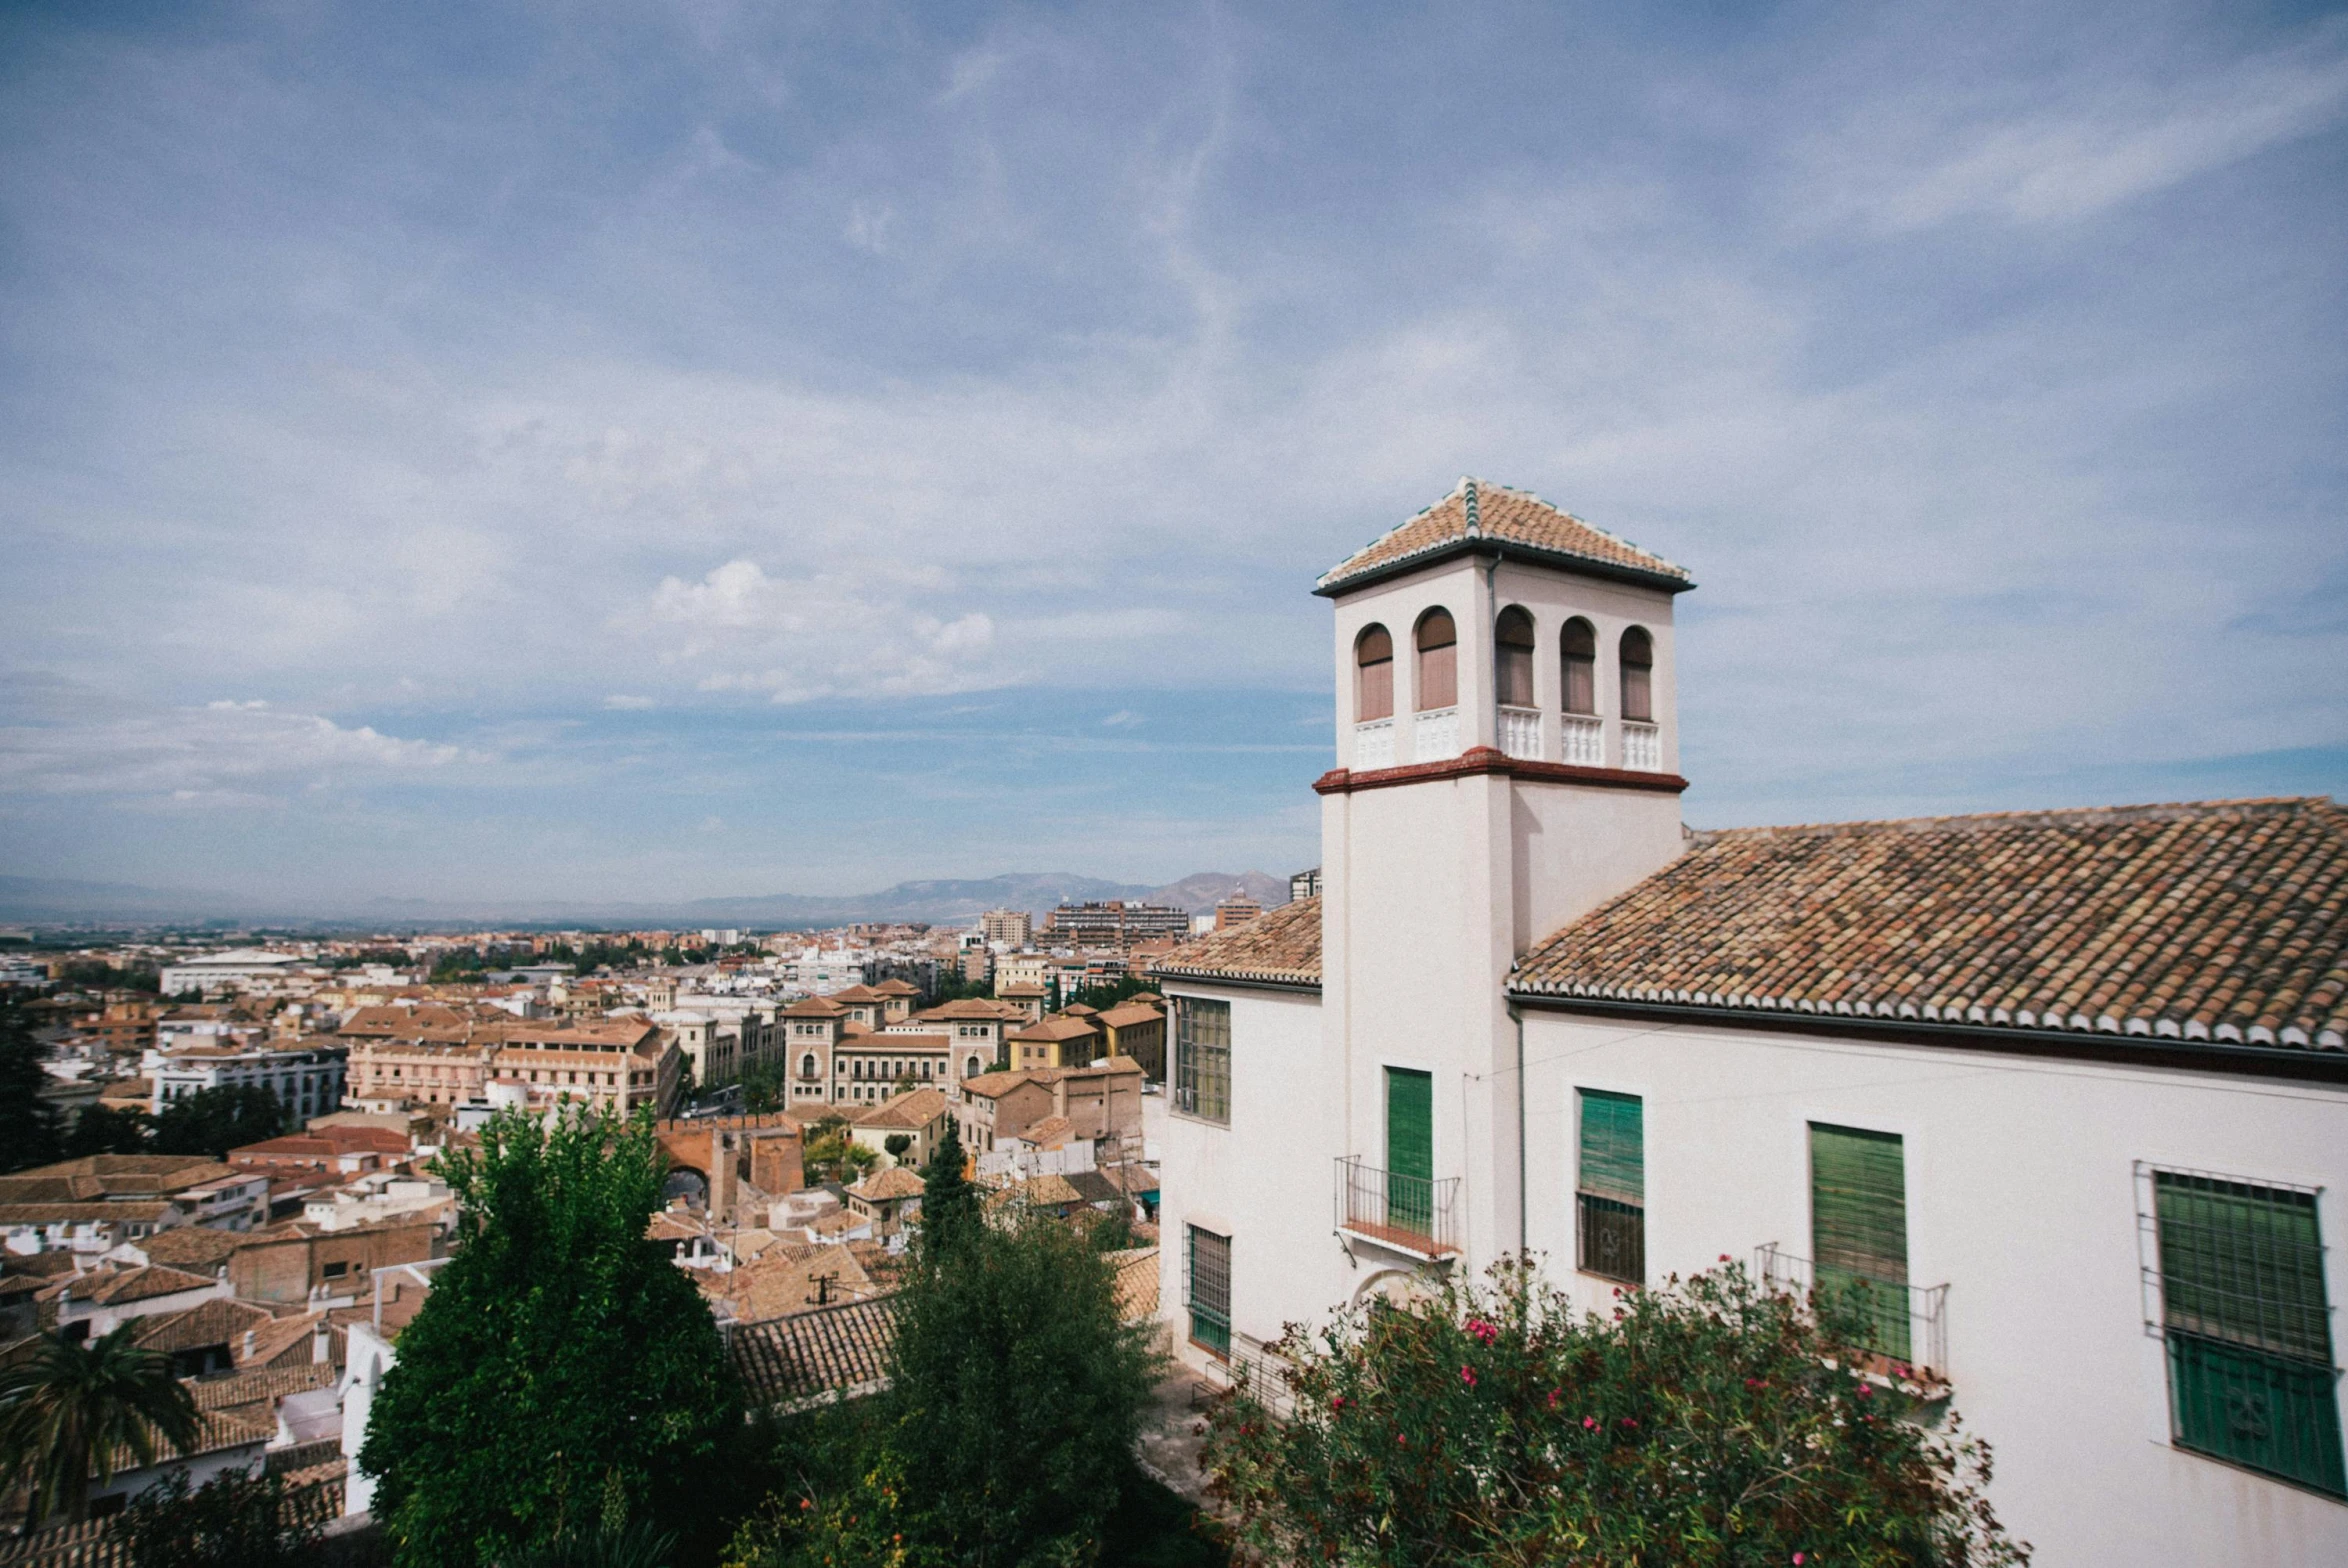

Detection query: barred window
xmin=1173 ymin=997 xmax=1230 ymax=1124
xmin=1577 ymin=1089 xmax=1644 ymax=1285
xmin=1186 ymin=1225 xmax=1231 ymax=1358
xmin=2143 ymin=1165 xmax=2344 ymax=1497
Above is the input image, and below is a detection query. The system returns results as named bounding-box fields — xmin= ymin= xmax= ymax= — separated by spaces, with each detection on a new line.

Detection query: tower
xmin=1315 ymin=478 xmax=1693 ymax=1278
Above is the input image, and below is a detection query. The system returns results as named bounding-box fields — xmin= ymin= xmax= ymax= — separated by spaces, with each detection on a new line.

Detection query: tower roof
xmin=1316 ymin=478 xmax=1692 ymax=597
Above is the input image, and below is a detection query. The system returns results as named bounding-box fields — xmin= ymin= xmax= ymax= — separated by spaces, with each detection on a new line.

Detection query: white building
xmin=1154 ymin=477 xmax=2348 ymax=1567
xmin=146 ymin=1040 xmax=346 ymax=1122
xmin=157 ymin=949 xmax=313 ymax=996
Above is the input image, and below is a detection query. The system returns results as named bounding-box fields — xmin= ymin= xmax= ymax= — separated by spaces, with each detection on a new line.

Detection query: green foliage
xmin=914 ymin=1118 xmax=973 ymax=1247
xmin=926 ymin=971 xmax=993 ymax=1005
xmin=737 ymin=1060 xmax=789 ymax=1115
xmin=729 ymin=1199 xmax=1162 ymax=1568
xmin=359 ymin=1107 xmax=739 ymax=1568
xmin=1203 ymin=1257 xmax=2029 ymax=1568
xmin=150 ymin=1085 xmax=284 ymax=1158
xmin=427 ymin=949 xmax=487 ymax=983
xmin=494 ymin=1518 xmax=678 ymax=1568
xmin=65 ymin=1103 xmax=152 ymax=1157
xmin=54 ymin=959 xmax=162 ymax=993
xmin=883 ymin=1134 xmax=914 ymax=1161
xmin=802 ymin=1117 xmax=877 ymax=1185
xmin=0 ymin=1324 xmax=202 ymax=1525
xmin=112 ymin=1467 xmax=320 ymax=1568
xmin=0 ymin=1002 xmax=62 ymax=1173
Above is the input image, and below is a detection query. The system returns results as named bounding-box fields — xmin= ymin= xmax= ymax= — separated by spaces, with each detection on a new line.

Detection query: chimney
xmin=312 ymin=1320 xmax=331 ymax=1363
xmin=241 ymin=1328 xmax=257 ymax=1362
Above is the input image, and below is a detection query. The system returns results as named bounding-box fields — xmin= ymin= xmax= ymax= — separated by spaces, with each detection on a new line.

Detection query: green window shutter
xmin=2154 ymin=1171 xmax=2345 ymax=1496
xmin=1810 ymin=1123 xmax=1910 ymax=1361
xmin=1577 ymin=1090 xmax=1643 ymax=1203
xmin=1385 ymin=1068 xmax=1432 ymax=1182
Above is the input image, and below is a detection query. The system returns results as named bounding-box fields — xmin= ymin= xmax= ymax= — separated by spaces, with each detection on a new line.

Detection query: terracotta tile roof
xmin=1317 ymin=478 xmax=1692 ymax=596
xmin=782 ymin=997 xmax=849 ymax=1018
xmin=1151 ymin=896 xmax=1322 ymax=988
xmin=136 ymin=1226 xmax=243 ymax=1271
xmin=1103 ymin=1246 xmax=1159 ymax=1321
xmin=68 ymin=1265 xmax=219 ymax=1306
xmin=729 ymin=1294 xmax=897 ymax=1405
xmin=1512 ymin=798 xmax=2348 ymax=1051
xmin=826 ymin=984 xmax=885 ymax=1003
xmin=1013 ymin=1115 xmax=1074 ymax=1148
xmin=189 ymin=1362 xmax=335 ymax=1410
xmin=956 ymin=1070 xmax=1046 ymax=1100
xmin=872 ymin=979 xmax=920 ymax=996
xmin=1009 ymin=1017 xmax=1100 ymax=1043
xmin=130 ymin=1296 xmax=275 ymax=1356
xmin=847 ymin=1167 xmax=927 ymax=1201
xmin=1093 ymin=1002 xmax=1163 ymax=1028
xmin=851 ymin=1087 xmax=949 ymax=1130
xmin=913 ymin=998 xmax=1016 ymax=1021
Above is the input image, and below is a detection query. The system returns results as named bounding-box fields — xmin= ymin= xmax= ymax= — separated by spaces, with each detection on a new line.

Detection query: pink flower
xmin=1718 ymin=1253 xmax=1731 ymax=1263
xmin=1745 ymin=1378 xmax=1765 ymax=1390
xmin=1619 ymin=1417 xmax=1638 ymax=1429
xmin=1793 ymin=1555 xmax=1806 ymax=1565
xmin=1582 ymin=1416 xmax=1598 ymax=1430
xmin=1546 ymin=1388 xmax=1561 ymax=1410
xmin=1331 ymin=1396 xmax=1348 ymax=1413
xmin=1460 ymin=1366 xmax=1478 ymax=1387
xmin=1396 ymin=1433 xmax=1407 ymax=1446
xmin=1464 ymin=1317 xmax=1500 ymax=1346
xmin=1857 ymin=1384 xmax=1873 ymax=1399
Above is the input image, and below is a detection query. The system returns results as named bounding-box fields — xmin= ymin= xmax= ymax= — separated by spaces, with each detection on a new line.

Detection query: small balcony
xmin=1336 ymin=1156 xmax=1460 ymax=1261
xmin=1756 ymin=1243 xmax=1949 ymax=1384
xmin=1560 ymin=713 xmax=1603 ymax=767
xmin=1413 ymin=706 xmax=1461 ymax=763
xmin=1497 ymin=705 xmax=1541 ymax=760
xmin=1352 ymin=717 xmax=1396 ymax=770
xmin=1622 ymin=721 xmax=1662 ymax=772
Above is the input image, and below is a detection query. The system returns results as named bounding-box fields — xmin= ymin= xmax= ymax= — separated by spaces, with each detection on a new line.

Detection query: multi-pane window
xmin=1810 ymin=1123 xmax=1910 ymax=1361
xmin=1355 ymin=625 xmax=1394 ymax=721
xmin=1173 ymin=997 xmax=1230 ymax=1123
xmin=1577 ymin=1089 xmax=1644 ymax=1284
xmin=1494 ymin=607 xmax=1536 ymax=707
xmin=1561 ymin=618 xmax=1597 ymax=714
xmin=1186 ymin=1225 xmax=1231 ymax=1358
xmin=1415 ymin=610 xmax=1458 ymax=710
xmin=1619 ymin=627 xmax=1655 ymax=722
xmin=2150 ymin=1168 xmax=2345 ymax=1497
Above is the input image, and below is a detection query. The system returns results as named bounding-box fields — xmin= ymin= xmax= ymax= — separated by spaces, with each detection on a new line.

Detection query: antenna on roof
xmin=1461 ymin=477 xmax=1481 ymax=539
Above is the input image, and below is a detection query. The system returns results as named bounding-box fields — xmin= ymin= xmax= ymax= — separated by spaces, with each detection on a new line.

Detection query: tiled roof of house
xmin=782 ymin=997 xmax=849 ymax=1018
xmin=852 ymin=1087 xmax=949 ymax=1130
xmin=848 ymin=1167 xmax=927 ymax=1202
xmin=729 ymin=1294 xmax=898 ymax=1406
xmin=1014 ymin=1115 xmax=1075 ymax=1149
xmin=65 ymin=1265 xmax=218 ymax=1306
xmin=189 ymin=1362 xmax=336 ymax=1411
xmin=1009 ymin=1016 xmax=1100 ymax=1043
xmin=130 ymin=1296 xmax=275 ymax=1356
xmin=1103 ymin=1246 xmax=1159 ymax=1321
xmin=1317 ymin=478 xmax=1692 ymax=596
xmin=136 ymin=1226 xmax=244 ymax=1271
xmin=914 ymin=998 xmax=1018 ymax=1021
xmin=1094 ymin=1001 xmax=1163 ymax=1029
xmin=1151 ymin=896 xmax=1322 ymax=988
xmin=1512 ymin=797 xmax=2348 ymax=1051
xmin=0 ymin=1156 xmax=233 ymax=1204
xmin=873 ymin=979 xmax=920 ymax=996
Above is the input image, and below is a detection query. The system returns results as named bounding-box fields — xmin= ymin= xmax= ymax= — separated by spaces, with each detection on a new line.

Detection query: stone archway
xmin=662 ymin=1166 xmax=709 ymax=1207
xmin=1353 ymin=1267 xmax=1436 ymax=1310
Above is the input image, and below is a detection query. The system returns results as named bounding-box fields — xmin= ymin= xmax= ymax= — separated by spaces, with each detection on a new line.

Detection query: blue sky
xmin=1 ymin=1 xmax=2343 ymax=907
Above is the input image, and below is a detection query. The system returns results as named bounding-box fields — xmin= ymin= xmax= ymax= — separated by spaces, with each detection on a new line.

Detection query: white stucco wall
xmin=1519 ymin=1006 xmax=2348 ymax=1567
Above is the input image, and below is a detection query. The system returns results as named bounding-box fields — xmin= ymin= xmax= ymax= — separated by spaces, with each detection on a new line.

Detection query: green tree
xmin=801 ymin=1117 xmax=876 ymax=1185
xmin=738 ymin=1060 xmax=788 ymax=1115
xmin=883 ymin=1134 xmax=914 ymax=1162
xmin=64 ymin=1103 xmax=151 ymax=1157
xmin=0 ymin=1325 xmax=202 ymax=1526
xmin=731 ymin=1198 xmax=1161 ymax=1568
xmin=111 ymin=1467 xmax=320 ymax=1568
xmin=914 ymin=1117 xmax=974 ymax=1246
xmin=359 ymin=1107 xmax=739 ymax=1567
xmin=0 ymin=1002 xmax=62 ymax=1174
xmin=150 ymin=1085 xmax=283 ymax=1159
xmin=1203 ymin=1257 xmax=2028 ymax=1567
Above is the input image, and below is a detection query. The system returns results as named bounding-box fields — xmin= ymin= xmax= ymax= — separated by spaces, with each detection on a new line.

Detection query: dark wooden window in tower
xmin=1620 ymin=626 xmax=1654 ymax=722
xmin=1415 ymin=609 xmax=1457 ymax=711
xmin=1562 ymin=617 xmax=1597 ymax=715
xmin=1355 ymin=625 xmax=1394 ymax=721
xmin=1495 ymin=607 xmax=1535 ymax=708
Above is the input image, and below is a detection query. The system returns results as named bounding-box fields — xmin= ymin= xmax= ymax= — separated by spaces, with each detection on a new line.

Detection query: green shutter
xmin=1810 ymin=1124 xmax=1909 ymax=1361
xmin=1385 ymin=1068 xmax=1432 ymax=1181
xmin=1385 ymin=1068 xmax=1433 ymax=1234
xmin=2155 ymin=1172 xmax=2345 ymax=1496
xmin=1577 ymin=1090 xmax=1643 ymax=1203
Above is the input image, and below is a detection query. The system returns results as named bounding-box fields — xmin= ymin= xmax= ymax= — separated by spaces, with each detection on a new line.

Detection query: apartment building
xmin=1043 ymin=901 xmax=1191 ymax=948
xmin=979 ymin=908 xmax=1034 ymax=949
xmin=146 ymin=1040 xmax=346 ymax=1123
xmin=1154 ymin=477 xmax=2348 ymax=1566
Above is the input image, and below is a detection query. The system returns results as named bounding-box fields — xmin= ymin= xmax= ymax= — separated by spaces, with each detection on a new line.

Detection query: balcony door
xmin=1386 ymin=1067 xmax=1433 ymax=1235
xmin=1810 ymin=1123 xmax=1910 ymax=1360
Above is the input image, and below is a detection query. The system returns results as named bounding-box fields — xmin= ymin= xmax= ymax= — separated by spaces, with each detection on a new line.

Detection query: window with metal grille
xmin=1186 ymin=1225 xmax=1231 ymax=1358
xmin=1577 ymin=1089 xmax=1644 ymax=1285
xmin=2141 ymin=1165 xmax=2344 ymax=1497
xmin=1173 ymin=998 xmax=1230 ymax=1124
xmin=1809 ymin=1123 xmax=1910 ymax=1361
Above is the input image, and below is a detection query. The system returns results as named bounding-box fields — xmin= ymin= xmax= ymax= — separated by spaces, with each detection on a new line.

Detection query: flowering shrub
xmin=1201 ymin=1258 xmax=2028 ymax=1567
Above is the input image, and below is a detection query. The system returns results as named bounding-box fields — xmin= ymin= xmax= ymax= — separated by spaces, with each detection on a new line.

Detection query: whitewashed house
xmin=1154 ymin=478 xmax=2348 ymax=1567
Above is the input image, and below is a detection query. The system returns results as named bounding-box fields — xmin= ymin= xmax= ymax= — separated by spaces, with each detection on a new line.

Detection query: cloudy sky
xmin=2 ymin=1 xmax=2343 ymax=910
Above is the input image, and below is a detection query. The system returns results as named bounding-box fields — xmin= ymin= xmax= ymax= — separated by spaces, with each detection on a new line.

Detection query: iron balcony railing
xmin=1198 ymin=1329 xmax=1301 ymax=1418
xmin=1757 ymin=1242 xmax=1949 ymax=1383
xmin=1336 ymin=1156 xmax=1461 ymax=1259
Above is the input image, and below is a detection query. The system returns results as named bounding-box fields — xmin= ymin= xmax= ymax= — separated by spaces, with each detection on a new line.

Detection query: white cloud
xmin=0 ymin=695 xmax=466 ymax=802
xmin=650 ymin=559 xmax=1002 ymax=702
xmin=603 ymin=694 xmax=656 ymax=710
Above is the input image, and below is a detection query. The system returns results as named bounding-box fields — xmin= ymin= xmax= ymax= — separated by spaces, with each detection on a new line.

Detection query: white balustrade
xmin=1353 ymin=718 xmax=1396 ymax=770
xmin=1497 ymin=706 xmax=1541 ymax=760
xmin=1560 ymin=715 xmax=1603 ymax=767
xmin=1622 ymin=721 xmax=1662 ymax=772
xmin=1412 ymin=706 xmax=1461 ymax=762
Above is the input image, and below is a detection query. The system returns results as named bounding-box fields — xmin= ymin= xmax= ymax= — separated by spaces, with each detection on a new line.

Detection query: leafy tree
xmin=730 ymin=1197 xmax=1161 ymax=1568
xmin=150 ymin=1085 xmax=284 ymax=1159
xmin=801 ymin=1117 xmax=876 ymax=1185
xmin=915 ymin=1117 xmax=974 ymax=1246
xmin=883 ymin=1134 xmax=914 ymax=1162
xmin=1063 ymin=976 xmax=1160 ymax=1013
xmin=1203 ymin=1257 xmax=2029 ymax=1567
xmin=359 ymin=1107 xmax=739 ymax=1567
xmin=0 ymin=1325 xmax=202 ymax=1526
xmin=112 ymin=1467 xmax=320 ymax=1568
xmin=493 ymin=1517 xmax=678 ymax=1568
xmin=55 ymin=959 xmax=162 ymax=994
xmin=737 ymin=1060 xmax=789 ymax=1115
xmin=64 ymin=1103 xmax=152 ymax=1157
xmin=0 ymin=1002 xmax=61 ymax=1173
xmin=926 ymin=970 xmax=993 ymax=1005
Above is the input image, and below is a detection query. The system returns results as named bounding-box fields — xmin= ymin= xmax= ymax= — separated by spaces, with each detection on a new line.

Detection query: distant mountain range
xmin=0 ymin=868 xmax=1296 ymax=930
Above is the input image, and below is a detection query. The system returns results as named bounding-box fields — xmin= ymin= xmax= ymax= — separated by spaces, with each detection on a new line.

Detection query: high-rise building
xmin=979 ymin=908 xmax=1034 ymax=949
xmin=1044 ymin=901 xmax=1192 ymax=948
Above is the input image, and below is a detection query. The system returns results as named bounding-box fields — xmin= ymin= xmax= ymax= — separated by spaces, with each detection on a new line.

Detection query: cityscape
xmin=3 ymin=5 xmax=2345 ymax=1568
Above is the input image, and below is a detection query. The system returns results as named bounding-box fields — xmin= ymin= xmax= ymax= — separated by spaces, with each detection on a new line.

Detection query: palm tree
xmin=0 ymin=1324 xmax=202 ymax=1526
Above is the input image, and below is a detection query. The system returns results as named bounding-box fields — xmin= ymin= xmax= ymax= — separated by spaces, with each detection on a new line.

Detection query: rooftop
xmin=1151 ymin=896 xmax=1323 ymax=989
xmin=851 ymin=1087 xmax=950 ymax=1130
xmin=1512 ymin=797 xmax=2348 ymax=1052
xmin=1316 ymin=477 xmax=1693 ymax=597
